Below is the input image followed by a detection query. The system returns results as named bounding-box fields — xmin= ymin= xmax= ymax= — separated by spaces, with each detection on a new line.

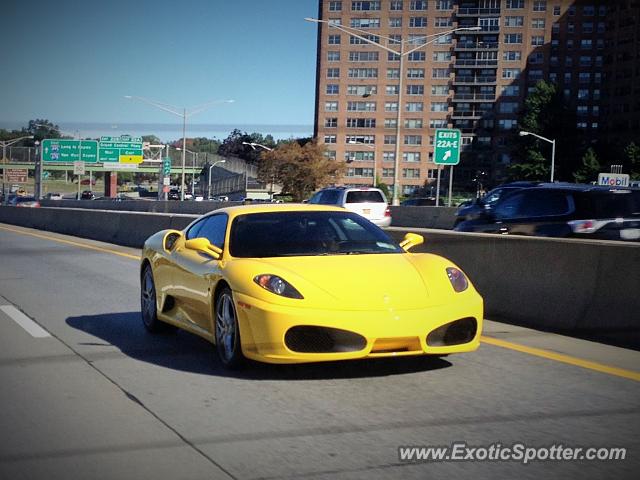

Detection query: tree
xmin=25 ymin=119 xmax=62 ymax=142
xmin=625 ymin=142 xmax=640 ymax=180
xmin=573 ymin=148 xmax=600 ymax=183
xmin=508 ymin=149 xmax=549 ymax=180
xmin=218 ymin=129 xmax=276 ymax=163
xmin=258 ymin=141 xmax=345 ymax=201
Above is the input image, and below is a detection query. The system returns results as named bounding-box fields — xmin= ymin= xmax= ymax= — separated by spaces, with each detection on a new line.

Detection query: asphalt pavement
xmin=0 ymin=223 xmax=638 ymax=480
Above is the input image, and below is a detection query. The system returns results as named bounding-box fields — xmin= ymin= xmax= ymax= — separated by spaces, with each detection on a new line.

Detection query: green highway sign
xmin=42 ymin=139 xmax=99 ymax=163
xmin=98 ymin=135 xmax=143 ymax=163
xmin=433 ymin=129 xmax=462 ymax=166
xmin=162 ymin=157 xmax=171 ymax=176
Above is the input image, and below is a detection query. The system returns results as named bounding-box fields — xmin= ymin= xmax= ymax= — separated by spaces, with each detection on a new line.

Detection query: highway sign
xmin=73 ymin=162 xmax=85 ymax=175
xmin=99 ymin=135 xmax=143 ymax=164
xmin=433 ymin=129 xmax=462 ymax=165
xmin=42 ymin=139 xmax=99 ymax=163
xmin=5 ymin=168 xmax=29 ymax=183
xmin=598 ymin=173 xmax=630 ymax=187
xmin=162 ymin=157 xmax=171 ymax=176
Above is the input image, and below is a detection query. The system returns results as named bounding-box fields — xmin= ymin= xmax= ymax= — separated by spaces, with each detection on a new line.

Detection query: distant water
xmin=0 ymin=122 xmax=313 ymax=142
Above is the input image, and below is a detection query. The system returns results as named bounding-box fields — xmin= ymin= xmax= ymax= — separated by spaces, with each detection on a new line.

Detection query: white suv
xmin=308 ymin=187 xmax=392 ymax=227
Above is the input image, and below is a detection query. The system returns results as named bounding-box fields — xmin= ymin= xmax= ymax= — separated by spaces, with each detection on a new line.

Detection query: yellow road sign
xmin=119 ymin=155 xmax=143 ymax=164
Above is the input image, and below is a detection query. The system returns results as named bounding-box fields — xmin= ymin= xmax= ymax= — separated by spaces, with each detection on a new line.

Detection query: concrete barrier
xmin=389 ymin=206 xmax=458 ymax=229
xmin=1 ymin=206 xmax=638 ymax=342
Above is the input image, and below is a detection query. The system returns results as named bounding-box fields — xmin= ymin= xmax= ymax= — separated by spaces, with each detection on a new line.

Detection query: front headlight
xmin=254 ymin=274 xmax=304 ymax=299
xmin=446 ymin=267 xmax=469 ymax=293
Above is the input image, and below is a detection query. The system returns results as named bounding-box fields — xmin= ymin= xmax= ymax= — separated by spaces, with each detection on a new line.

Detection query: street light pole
xmin=242 ymin=142 xmax=273 ymax=199
xmin=519 ymin=131 xmax=556 ymax=182
xmin=176 ymin=147 xmax=198 ymax=196
xmin=124 ymin=96 xmax=234 ymax=200
xmin=305 ymin=18 xmax=480 ymax=205
xmin=208 ymin=160 xmax=227 ymax=199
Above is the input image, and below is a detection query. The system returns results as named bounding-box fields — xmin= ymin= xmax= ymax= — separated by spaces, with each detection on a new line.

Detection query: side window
xmin=494 ymin=192 xmax=525 ymax=219
xmin=308 ymin=192 xmax=322 ymax=204
xmin=518 ymin=191 xmax=571 ymax=217
xmin=196 ymin=214 xmax=229 ymax=248
xmin=319 ymin=190 xmax=341 ymax=205
xmin=186 ymin=218 xmax=206 ymax=240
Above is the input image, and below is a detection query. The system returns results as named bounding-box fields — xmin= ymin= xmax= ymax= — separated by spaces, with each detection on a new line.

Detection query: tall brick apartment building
xmin=312 ymin=0 xmax=639 ymax=197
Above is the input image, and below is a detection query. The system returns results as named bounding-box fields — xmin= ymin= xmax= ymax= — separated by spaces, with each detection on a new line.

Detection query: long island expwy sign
xmin=597 ymin=173 xmax=630 ymax=187
xmin=99 ymin=135 xmax=143 ymax=164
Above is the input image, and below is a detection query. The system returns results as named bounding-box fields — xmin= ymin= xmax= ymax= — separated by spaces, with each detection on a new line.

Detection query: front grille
xmin=284 ymin=326 xmax=366 ymax=353
xmin=427 ymin=318 xmax=477 ymax=347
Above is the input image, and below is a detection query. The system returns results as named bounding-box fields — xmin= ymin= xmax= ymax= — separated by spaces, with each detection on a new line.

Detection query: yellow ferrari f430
xmin=140 ymin=204 xmax=483 ymax=368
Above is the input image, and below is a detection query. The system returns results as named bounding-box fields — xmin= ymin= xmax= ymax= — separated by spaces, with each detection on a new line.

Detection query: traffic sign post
xmin=433 ymin=129 xmax=462 ymax=207
xmin=74 ymin=162 xmax=85 ymax=200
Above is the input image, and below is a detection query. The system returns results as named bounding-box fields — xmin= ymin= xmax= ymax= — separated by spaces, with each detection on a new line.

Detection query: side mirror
xmin=184 ymin=237 xmax=222 ymax=259
xmin=162 ymin=229 xmax=184 ymax=252
xmin=399 ymin=232 xmax=424 ymax=252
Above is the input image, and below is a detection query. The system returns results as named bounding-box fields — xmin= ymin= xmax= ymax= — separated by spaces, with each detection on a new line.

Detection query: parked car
xmin=167 ymin=190 xmax=180 ymax=201
xmin=454 ymin=185 xmax=640 ymax=242
xmin=80 ymin=190 xmax=95 ymax=200
xmin=307 ymin=187 xmax=391 ymax=227
xmin=454 ymin=182 xmax=542 ymax=226
xmin=45 ymin=192 xmax=63 ymax=200
xmin=8 ymin=196 xmax=40 ymax=208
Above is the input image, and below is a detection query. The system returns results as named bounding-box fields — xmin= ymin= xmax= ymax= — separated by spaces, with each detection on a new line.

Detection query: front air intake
xmin=427 ymin=318 xmax=477 ymax=347
xmin=285 ymin=326 xmax=366 ymax=353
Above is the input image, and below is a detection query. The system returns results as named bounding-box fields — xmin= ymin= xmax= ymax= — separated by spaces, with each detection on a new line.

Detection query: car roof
xmin=201 ymin=203 xmax=346 ymax=219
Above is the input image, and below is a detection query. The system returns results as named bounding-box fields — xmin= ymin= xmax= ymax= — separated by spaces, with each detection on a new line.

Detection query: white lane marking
xmin=0 ymin=305 xmax=51 ymax=338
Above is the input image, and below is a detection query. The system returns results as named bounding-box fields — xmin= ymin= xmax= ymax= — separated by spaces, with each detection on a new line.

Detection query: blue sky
xmin=3 ymin=0 xmax=319 ymax=131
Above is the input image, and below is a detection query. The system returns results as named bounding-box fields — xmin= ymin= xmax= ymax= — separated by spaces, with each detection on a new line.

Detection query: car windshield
xmin=345 ymin=190 xmax=384 ymax=203
xmin=229 ymin=211 xmax=402 ymax=258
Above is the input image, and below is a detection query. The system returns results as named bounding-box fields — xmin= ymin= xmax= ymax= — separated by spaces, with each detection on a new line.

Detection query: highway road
xmin=0 ymin=223 xmax=638 ymax=480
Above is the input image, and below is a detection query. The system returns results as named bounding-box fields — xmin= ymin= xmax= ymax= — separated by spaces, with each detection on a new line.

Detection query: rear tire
xmin=215 ymin=287 xmax=244 ymax=368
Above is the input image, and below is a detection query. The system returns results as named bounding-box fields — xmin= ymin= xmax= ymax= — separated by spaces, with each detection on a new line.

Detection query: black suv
xmin=454 ymin=182 xmax=541 ymax=226
xmin=454 ymin=185 xmax=640 ymax=242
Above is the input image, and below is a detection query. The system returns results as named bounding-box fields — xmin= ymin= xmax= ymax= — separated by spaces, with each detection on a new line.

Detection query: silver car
xmin=308 ymin=187 xmax=391 ymax=227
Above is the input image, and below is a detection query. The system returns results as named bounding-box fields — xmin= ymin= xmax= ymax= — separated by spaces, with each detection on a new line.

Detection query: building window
xmin=404 ymin=135 xmax=422 ymax=145
xmin=503 ymin=51 xmax=522 ymax=61
xmin=386 ymin=85 xmax=400 ymax=95
xmin=390 ymin=0 xmax=403 ymax=10
xmin=529 ymin=52 xmax=544 ymax=64
xmin=326 ymin=84 xmax=339 ymax=95
xmin=498 ymin=119 xmax=518 ymax=130
xmin=407 ymin=68 xmax=425 ymax=78
xmin=406 ymin=51 xmax=425 ymax=61
xmin=385 ymin=102 xmax=399 ymax=112
xmin=384 ymin=135 xmax=397 ymax=145
xmin=579 ymin=56 xmax=592 ymax=67
xmin=345 ymin=151 xmax=374 ymax=162
xmin=433 ymin=51 xmax=451 ymax=62
xmin=582 ymin=22 xmax=593 ymax=33
xmin=409 ymin=17 xmax=427 ymax=27
xmin=504 ymin=33 xmax=523 ymax=44
xmin=506 ymin=0 xmax=524 ymax=8
xmin=388 ymin=34 xmax=402 ymax=45
xmin=387 ymin=68 xmax=400 ymax=79
xmin=350 ymin=34 xmax=381 ymax=44
xmin=406 ymin=85 xmax=424 ymax=95
xmin=347 ymin=85 xmax=377 ymax=96
xmin=430 ymin=102 xmax=448 ymax=112
xmin=347 ymin=101 xmax=376 ymax=111
xmin=346 ymin=167 xmax=374 ymax=177
xmin=388 ymin=51 xmax=401 ymax=62
xmin=576 ymin=105 xmax=588 ymax=116
xmin=504 ymin=16 xmax=524 ymax=27
xmin=502 ymin=68 xmax=521 ymax=79
xmin=328 ymin=51 xmax=340 ymax=62
xmin=403 ymin=152 xmax=421 ymax=162
xmin=350 ymin=18 xmax=381 ymax=28
xmin=580 ymin=39 xmax=592 ymax=50
xmin=533 ymin=1 xmax=546 ymax=12
xmin=531 ymin=36 xmax=544 ymax=46
xmin=384 ymin=118 xmax=398 ymax=128
xmin=383 ymin=152 xmax=395 ymax=162
xmin=324 ymin=135 xmax=337 ymax=144
xmin=403 ymin=168 xmax=421 ymax=178
xmin=553 ymin=5 xmax=560 ymax=15
xmin=532 ymin=18 xmax=545 ymax=28
xmin=583 ymin=5 xmax=594 ymax=16
xmin=346 ymin=118 xmax=376 ymax=128
xmin=410 ymin=0 xmax=427 ymax=11
xmin=499 ymin=102 xmax=519 ymax=113
xmin=429 ymin=119 xmax=448 ymax=128
xmin=382 ymin=168 xmax=395 ymax=177
xmin=325 ymin=118 xmax=338 ymax=128
xmin=352 ymin=1 xmax=381 ymax=10
xmin=345 ymin=135 xmax=375 ymax=144
xmin=431 ymin=85 xmax=449 ymax=96
xmin=328 ymin=1 xmax=342 ymax=11
xmin=435 ymin=34 xmax=452 ymax=44
xmin=327 ymin=68 xmax=340 ymax=78
xmin=349 ymin=51 xmax=379 ymax=62
xmin=435 ymin=17 xmax=452 ymax=27
xmin=406 ymin=102 xmax=424 ymax=112
xmin=328 ymin=35 xmax=341 ymax=45
xmin=389 ymin=17 xmax=402 ymax=27
xmin=435 ymin=0 xmax=453 ymax=9
xmin=432 ymin=68 xmax=450 ymax=78
xmin=404 ymin=119 xmax=423 ymax=129
xmin=325 ymin=101 xmax=339 ymax=111
xmin=579 ymin=72 xmax=591 ymax=83
xmin=348 ymin=68 xmax=378 ymax=78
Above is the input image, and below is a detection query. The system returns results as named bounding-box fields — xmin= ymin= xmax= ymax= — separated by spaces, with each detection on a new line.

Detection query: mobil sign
xmin=597 ymin=173 xmax=630 ymax=187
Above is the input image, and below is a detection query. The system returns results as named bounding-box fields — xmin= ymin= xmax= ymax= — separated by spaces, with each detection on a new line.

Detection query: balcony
xmin=453 ymin=59 xmax=498 ymax=68
xmin=456 ymin=7 xmax=501 ymax=17
xmin=452 ymin=76 xmax=497 ymax=85
xmin=454 ymin=41 xmax=499 ymax=51
xmin=452 ymin=93 xmax=496 ymax=102
xmin=451 ymin=110 xmax=485 ymax=120
xmin=456 ymin=26 xmax=500 ymax=34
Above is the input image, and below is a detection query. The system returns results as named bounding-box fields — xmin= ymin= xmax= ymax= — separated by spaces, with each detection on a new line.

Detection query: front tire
xmin=215 ymin=287 xmax=244 ymax=368
xmin=141 ymin=265 xmax=172 ymax=333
